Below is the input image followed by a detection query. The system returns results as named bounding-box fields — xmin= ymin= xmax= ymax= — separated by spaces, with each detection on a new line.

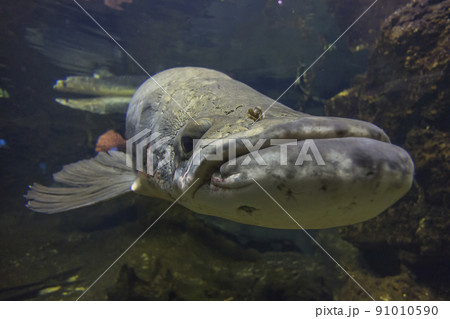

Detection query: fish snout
xmin=254 ymin=115 xmax=391 ymax=143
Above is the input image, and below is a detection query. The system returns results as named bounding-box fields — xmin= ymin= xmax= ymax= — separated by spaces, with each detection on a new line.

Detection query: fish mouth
xmin=210 ymin=137 xmax=412 ymax=190
xmin=183 ymin=116 xmax=393 ymax=190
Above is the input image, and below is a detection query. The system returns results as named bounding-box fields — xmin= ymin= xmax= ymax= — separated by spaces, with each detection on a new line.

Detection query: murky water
xmin=0 ymin=0 xmax=448 ymax=300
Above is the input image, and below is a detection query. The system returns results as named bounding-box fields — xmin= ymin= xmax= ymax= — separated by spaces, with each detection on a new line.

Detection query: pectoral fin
xmin=25 ymin=151 xmax=136 ymax=214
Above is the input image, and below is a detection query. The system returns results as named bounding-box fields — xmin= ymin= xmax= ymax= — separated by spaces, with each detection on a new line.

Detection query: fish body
xmin=53 ymin=75 xmax=146 ymax=96
xmin=54 ymin=97 xmax=130 ymax=114
xmin=26 ymin=67 xmax=414 ymax=229
xmin=53 ymin=73 xmax=146 ymax=114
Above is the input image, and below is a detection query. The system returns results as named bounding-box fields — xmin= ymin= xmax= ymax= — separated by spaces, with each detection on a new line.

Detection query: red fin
xmin=95 ymin=130 xmax=126 ymax=153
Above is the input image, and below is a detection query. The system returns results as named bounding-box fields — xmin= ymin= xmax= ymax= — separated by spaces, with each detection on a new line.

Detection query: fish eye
xmin=176 ymin=119 xmax=212 ymax=158
xmin=181 ymin=135 xmax=194 ymax=154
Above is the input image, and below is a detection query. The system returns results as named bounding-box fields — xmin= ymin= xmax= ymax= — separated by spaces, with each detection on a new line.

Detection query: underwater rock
xmin=104 ymin=200 xmax=441 ymax=301
xmin=325 ymin=0 xmax=450 ymax=297
xmin=336 ymin=268 xmax=436 ymax=301
xmin=106 ymin=209 xmax=341 ymax=300
xmin=105 ymin=209 xmax=438 ymax=300
xmin=107 ymin=253 xmax=336 ymax=301
xmin=326 ymin=0 xmax=411 ymax=52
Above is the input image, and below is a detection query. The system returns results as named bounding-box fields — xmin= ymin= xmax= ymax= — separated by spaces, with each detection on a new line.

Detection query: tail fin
xmin=25 ymin=151 xmax=136 ymax=214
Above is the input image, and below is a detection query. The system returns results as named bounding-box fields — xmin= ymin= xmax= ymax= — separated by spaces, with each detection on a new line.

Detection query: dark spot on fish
xmin=238 ymin=205 xmax=257 ymax=214
xmin=286 ymin=188 xmax=293 ymax=198
xmin=285 ymin=168 xmax=296 ymax=180
xmin=277 ymin=183 xmax=285 ymax=190
xmin=335 ymin=128 xmax=347 ymax=137
xmin=320 ymin=185 xmax=327 ymax=191
xmin=366 ymin=171 xmax=374 ymax=177
xmin=351 ymin=152 xmax=373 ymax=168
xmin=387 ymin=161 xmax=400 ymax=171
xmin=225 ymin=104 xmax=243 ymax=115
